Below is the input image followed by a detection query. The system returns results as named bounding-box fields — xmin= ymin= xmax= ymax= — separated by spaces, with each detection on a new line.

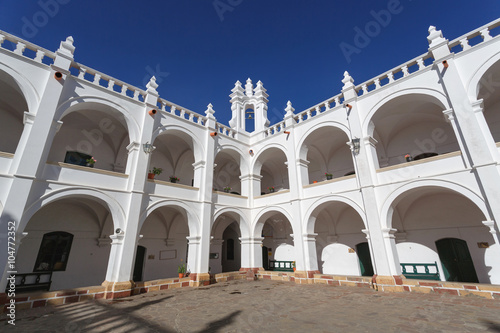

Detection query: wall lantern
xmin=352 ymin=138 xmax=361 ymax=155
xmin=143 ymin=142 xmax=156 ymax=154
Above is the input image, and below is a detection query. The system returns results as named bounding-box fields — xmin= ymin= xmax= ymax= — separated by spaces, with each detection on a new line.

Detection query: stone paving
xmin=1 ymin=279 xmax=500 ymax=332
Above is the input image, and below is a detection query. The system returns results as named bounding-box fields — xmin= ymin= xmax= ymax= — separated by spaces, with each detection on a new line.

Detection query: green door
xmin=356 ymin=242 xmax=374 ymax=276
xmin=262 ymin=246 xmax=269 ymax=271
xmin=133 ymin=246 xmax=146 ymax=282
xmin=435 ymin=238 xmax=479 ymax=283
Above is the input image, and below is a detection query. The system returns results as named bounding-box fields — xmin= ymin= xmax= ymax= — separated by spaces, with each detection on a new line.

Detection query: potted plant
xmin=292 ymin=261 xmax=296 ymax=272
xmin=86 ymin=157 xmax=96 ymax=168
xmin=325 ymin=173 xmax=333 ymax=180
xmin=405 ymin=154 xmax=413 ymax=162
xmin=170 ymin=176 xmax=180 ymax=183
xmin=148 ymin=167 xmax=162 ymax=179
xmin=268 ymin=186 xmax=275 ymax=193
xmin=178 ymin=263 xmax=186 ymax=278
xmin=223 ymin=186 xmax=231 ymax=193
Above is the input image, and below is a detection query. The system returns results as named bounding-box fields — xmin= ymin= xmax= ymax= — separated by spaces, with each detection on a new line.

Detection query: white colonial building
xmin=1 ymin=19 xmax=500 ymax=296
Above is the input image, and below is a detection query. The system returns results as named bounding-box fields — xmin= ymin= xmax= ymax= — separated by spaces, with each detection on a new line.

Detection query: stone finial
xmin=427 ymin=25 xmax=446 ymax=48
xmin=245 ymin=78 xmax=253 ymax=97
xmin=284 ymin=100 xmax=295 ymax=118
xmin=231 ymin=80 xmax=244 ymax=95
xmin=254 ymin=80 xmax=268 ymax=99
xmin=57 ymin=36 xmax=75 ymax=58
xmin=342 ymin=71 xmax=354 ymax=89
xmin=205 ymin=103 xmax=215 ymax=119
xmin=146 ymin=76 xmax=159 ymax=95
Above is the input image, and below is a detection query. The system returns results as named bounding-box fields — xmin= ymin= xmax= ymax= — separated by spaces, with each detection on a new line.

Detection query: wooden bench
xmin=5 ymin=272 xmax=53 ymax=293
xmin=269 ymin=260 xmax=294 ymax=272
xmin=400 ymin=262 xmax=440 ymax=280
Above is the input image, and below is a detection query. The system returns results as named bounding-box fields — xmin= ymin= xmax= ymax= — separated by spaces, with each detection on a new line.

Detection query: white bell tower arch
xmin=229 ymin=78 xmax=269 ymax=133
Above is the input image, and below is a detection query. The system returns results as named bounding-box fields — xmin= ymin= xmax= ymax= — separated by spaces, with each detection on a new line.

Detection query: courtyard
xmin=1 ymin=280 xmax=500 ymax=332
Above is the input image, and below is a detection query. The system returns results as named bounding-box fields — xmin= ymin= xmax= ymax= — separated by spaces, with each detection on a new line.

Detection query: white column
xmin=186 ymin=236 xmax=201 ymax=273
xmin=303 ymin=233 xmax=319 ymax=272
xmin=442 ymin=109 xmax=471 ymax=168
xmin=240 ymin=237 xmax=264 ymax=269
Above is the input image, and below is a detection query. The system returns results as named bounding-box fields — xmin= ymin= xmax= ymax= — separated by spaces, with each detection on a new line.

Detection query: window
xmin=34 ymin=232 xmax=73 ymax=272
xmin=64 ymin=151 xmax=92 ymax=166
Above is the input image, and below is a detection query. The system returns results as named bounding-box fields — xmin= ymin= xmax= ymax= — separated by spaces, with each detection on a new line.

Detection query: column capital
xmin=471 ymin=99 xmax=484 ymax=113
xmin=126 ymin=141 xmax=141 ymax=153
xmin=364 ymin=136 xmax=378 ymax=147
xmin=239 ymin=237 xmax=264 ymax=244
xmin=483 ymin=220 xmax=498 ymax=235
xmin=381 ymin=228 xmax=398 ymax=239
xmin=296 ymin=158 xmax=310 ymax=167
xmin=442 ymin=108 xmax=455 ymax=122
xmin=302 ymin=233 xmax=318 ymax=242
xmin=361 ymin=229 xmax=370 ymax=239
xmin=186 ymin=236 xmax=201 ymax=244
xmin=239 ymin=173 xmax=263 ymax=181
xmin=192 ymin=161 xmax=206 ymax=171
xmin=23 ymin=112 xmax=35 ymax=125
xmin=109 ymin=233 xmax=124 ymax=245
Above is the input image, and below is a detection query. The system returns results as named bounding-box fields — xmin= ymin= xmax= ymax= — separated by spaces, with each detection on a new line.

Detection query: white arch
xmin=213 ymin=207 xmax=250 ymax=239
xmin=380 ymin=179 xmax=490 ymax=229
xmin=0 ymin=63 xmax=40 ymax=114
xmin=140 ymin=199 xmax=200 ymax=236
xmin=302 ymin=195 xmax=367 ymax=234
xmin=362 ymin=88 xmax=451 ymax=136
xmin=55 ymin=96 xmax=141 ymax=144
xmin=250 ymin=143 xmax=288 ymax=175
xmin=252 ymin=206 xmax=296 ymax=238
xmin=152 ymin=124 xmax=205 ymax=163
xmin=296 ymin=121 xmax=352 ymax=160
xmin=466 ymin=49 xmax=500 ymax=99
xmin=21 ymin=187 xmax=127 ymax=232
xmin=215 ymin=144 xmax=248 ymax=175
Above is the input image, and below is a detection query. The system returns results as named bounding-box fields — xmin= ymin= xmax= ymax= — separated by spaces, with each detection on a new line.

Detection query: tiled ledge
xmin=49 ymin=162 xmax=129 ymax=178
xmin=0 ymin=151 xmax=14 ymax=158
xmin=303 ymin=174 xmax=356 ymax=188
xmin=376 ymin=151 xmax=462 ymax=173
xmin=150 ymin=179 xmax=199 ymax=190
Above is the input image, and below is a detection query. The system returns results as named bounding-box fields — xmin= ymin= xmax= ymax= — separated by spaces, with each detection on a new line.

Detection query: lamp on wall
xmin=352 ymin=138 xmax=361 ymax=155
xmin=143 ymin=142 xmax=156 ymax=154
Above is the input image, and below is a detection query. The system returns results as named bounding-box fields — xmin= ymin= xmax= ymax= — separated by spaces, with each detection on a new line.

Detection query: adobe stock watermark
xmin=339 ymin=0 xmax=404 ymax=64
xmin=142 ymin=64 xmax=170 ymax=87
xmin=21 ymin=0 xmax=71 ymax=39
xmin=213 ymin=0 xmax=244 ymax=22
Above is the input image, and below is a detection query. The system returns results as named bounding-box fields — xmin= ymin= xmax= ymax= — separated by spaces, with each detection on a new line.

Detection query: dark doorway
xmin=356 ymin=242 xmax=374 ymax=276
xmin=133 ymin=245 xmax=146 ymax=282
xmin=436 ymin=238 xmax=479 ymax=283
xmin=262 ymin=246 xmax=269 ymax=270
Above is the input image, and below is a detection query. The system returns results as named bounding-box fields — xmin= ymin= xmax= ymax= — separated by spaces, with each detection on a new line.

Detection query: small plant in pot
xmin=169 ymin=176 xmax=180 ymax=183
xmin=405 ymin=154 xmax=413 ymax=162
xmin=223 ymin=186 xmax=231 ymax=193
xmin=268 ymin=186 xmax=275 ymax=193
xmin=86 ymin=157 xmax=96 ymax=168
xmin=325 ymin=173 xmax=333 ymax=180
xmin=178 ymin=263 xmax=186 ymax=278
xmin=292 ymin=261 xmax=296 ymax=272
xmin=148 ymin=167 xmax=162 ymax=179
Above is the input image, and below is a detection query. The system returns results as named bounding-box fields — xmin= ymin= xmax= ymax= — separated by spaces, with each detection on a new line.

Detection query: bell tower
xmin=229 ymin=78 xmax=269 ymax=133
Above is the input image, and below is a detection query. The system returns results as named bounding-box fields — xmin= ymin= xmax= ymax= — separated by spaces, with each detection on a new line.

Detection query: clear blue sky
xmin=1 ymin=1 xmax=499 ymax=126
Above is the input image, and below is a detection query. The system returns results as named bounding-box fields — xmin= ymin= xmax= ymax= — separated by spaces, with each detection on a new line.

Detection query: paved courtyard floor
xmin=1 ymin=279 xmax=500 ymax=332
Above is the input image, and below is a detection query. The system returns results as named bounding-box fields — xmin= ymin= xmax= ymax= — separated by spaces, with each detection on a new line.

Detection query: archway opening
xmin=301 ymin=126 xmax=354 ymax=183
xmin=16 ymin=197 xmax=114 ymax=291
xmin=214 ymin=149 xmax=241 ymax=194
xmin=312 ymin=201 xmax=367 ymax=275
xmin=391 ymin=187 xmax=496 ymax=283
xmin=477 ymin=59 xmax=500 ymax=143
xmin=0 ymin=70 xmax=29 ymax=154
xmin=255 ymin=148 xmax=289 ymax=195
xmin=260 ymin=212 xmax=294 ymax=271
xmin=369 ymin=94 xmax=459 ymax=168
xmin=139 ymin=206 xmax=190 ymax=280
xmin=48 ymin=105 xmax=130 ymax=173
xmin=150 ymin=130 xmax=195 ymax=186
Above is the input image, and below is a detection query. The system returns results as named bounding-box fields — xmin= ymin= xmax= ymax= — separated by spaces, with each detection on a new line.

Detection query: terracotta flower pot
xmin=179 ymin=273 xmax=184 ymax=278
xmin=148 ymin=173 xmax=155 ymax=179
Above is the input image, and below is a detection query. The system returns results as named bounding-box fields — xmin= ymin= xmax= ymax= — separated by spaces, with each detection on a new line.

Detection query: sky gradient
xmin=0 ymin=0 xmax=499 ymax=127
